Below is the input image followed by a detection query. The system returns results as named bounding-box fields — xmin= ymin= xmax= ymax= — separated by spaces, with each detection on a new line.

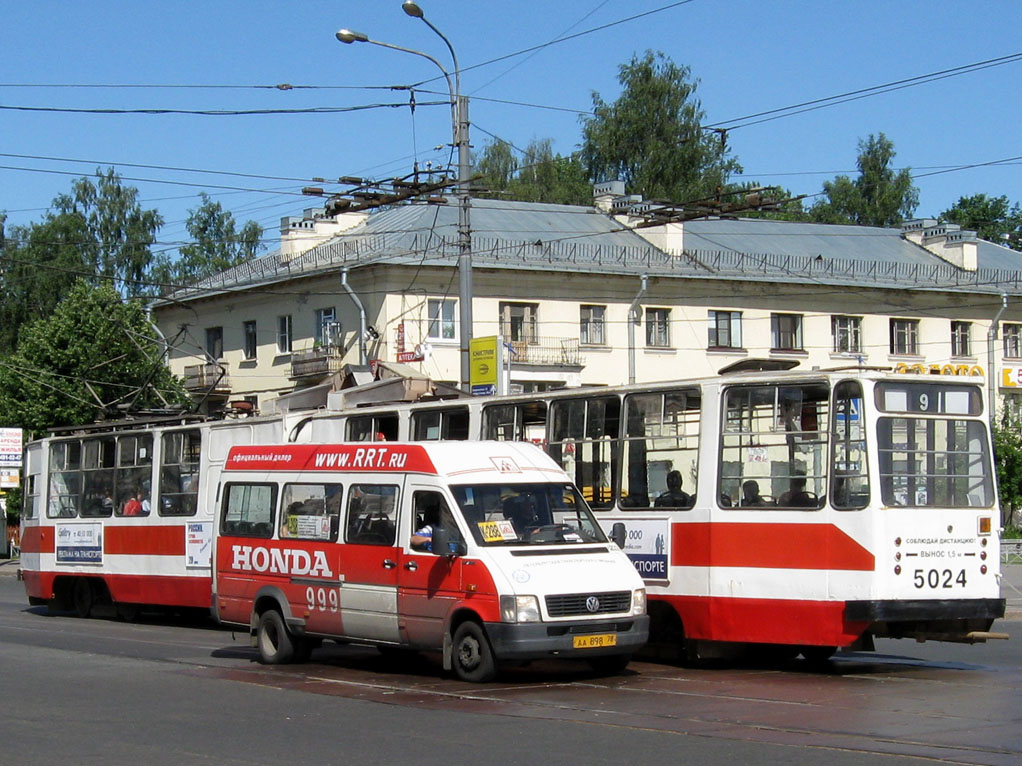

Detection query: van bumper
xmin=484 ymin=615 xmax=649 ymax=660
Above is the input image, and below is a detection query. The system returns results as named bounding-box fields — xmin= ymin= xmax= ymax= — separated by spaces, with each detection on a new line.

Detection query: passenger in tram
xmin=122 ymin=490 xmax=143 ymax=516
xmin=778 ymin=476 xmax=816 ymax=507
xmin=654 ymin=470 xmax=692 ymax=508
xmin=741 ymin=480 xmax=768 ymax=507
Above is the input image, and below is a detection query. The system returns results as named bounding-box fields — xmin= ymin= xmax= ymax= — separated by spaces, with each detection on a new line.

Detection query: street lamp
xmin=336 ymin=2 xmax=473 ymax=391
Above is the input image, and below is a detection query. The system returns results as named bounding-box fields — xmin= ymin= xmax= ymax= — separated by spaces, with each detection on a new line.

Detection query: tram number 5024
xmin=913 ymin=568 xmax=966 ymax=589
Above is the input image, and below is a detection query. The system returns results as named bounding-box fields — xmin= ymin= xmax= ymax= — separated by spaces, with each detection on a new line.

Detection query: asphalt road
xmin=1 ymin=562 xmax=1020 ymax=766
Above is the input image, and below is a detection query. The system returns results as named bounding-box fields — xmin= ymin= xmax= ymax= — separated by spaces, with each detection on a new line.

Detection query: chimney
xmin=280 ymin=207 xmax=369 ymax=261
xmin=593 ymin=180 xmax=626 ymax=213
xmin=901 ymin=219 xmax=979 ymax=271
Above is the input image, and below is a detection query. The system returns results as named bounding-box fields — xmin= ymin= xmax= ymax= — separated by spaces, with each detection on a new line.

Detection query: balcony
xmin=183 ymin=362 xmax=231 ymax=394
xmin=505 ymin=337 xmax=582 ymax=367
xmin=290 ymin=345 xmax=345 ymax=381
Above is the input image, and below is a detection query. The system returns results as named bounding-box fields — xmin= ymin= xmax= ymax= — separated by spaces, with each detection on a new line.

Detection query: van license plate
xmin=573 ymin=634 xmax=617 ymax=649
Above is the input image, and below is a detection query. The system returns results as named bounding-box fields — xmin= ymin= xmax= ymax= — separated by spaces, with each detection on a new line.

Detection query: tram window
xmin=831 ymin=381 xmax=869 ymax=510
xmin=482 ymin=401 xmax=548 ymax=442
xmin=548 ymin=396 xmax=619 ymax=508
xmin=345 ymin=484 xmax=398 ymax=545
xmin=24 ymin=473 xmax=39 ymax=520
xmin=220 ymin=483 xmax=276 ymax=538
xmin=411 ymin=408 xmax=469 ymax=441
xmin=48 ymin=440 xmax=81 ymax=518
xmin=280 ymin=483 xmax=343 ymax=541
xmin=160 ymin=429 xmax=201 ymax=517
xmin=115 ymin=434 xmax=154 ymax=517
xmin=80 ymin=437 xmax=116 ymax=518
xmin=720 ymin=384 xmax=829 ymax=509
xmin=347 ymin=413 xmax=398 ymax=442
xmin=622 ymin=391 xmax=700 ymax=509
xmin=877 ymin=417 xmax=993 ymax=508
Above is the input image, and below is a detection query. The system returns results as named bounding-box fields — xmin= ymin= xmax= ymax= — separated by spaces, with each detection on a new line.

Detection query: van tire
xmin=452 ymin=621 xmax=497 ymax=682
xmin=73 ymin=578 xmax=94 ymax=618
xmin=257 ymin=610 xmax=295 ymax=664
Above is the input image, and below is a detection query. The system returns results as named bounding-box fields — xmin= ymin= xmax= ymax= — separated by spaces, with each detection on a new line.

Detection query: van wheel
xmin=587 ymin=654 xmax=632 ymax=676
xmin=452 ymin=622 xmax=497 ymax=682
xmin=73 ymin=578 xmax=94 ymax=618
xmin=257 ymin=610 xmax=295 ymax=664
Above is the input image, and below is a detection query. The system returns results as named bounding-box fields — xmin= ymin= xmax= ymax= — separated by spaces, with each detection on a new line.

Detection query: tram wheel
xmin=800 ymin=645 xmax=837 ymax=664
xmin=72 ymin=578 xmax=94 ymax=618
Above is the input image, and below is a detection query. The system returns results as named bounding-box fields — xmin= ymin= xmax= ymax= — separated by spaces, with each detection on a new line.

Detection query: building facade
xmin=153 ymin=190 xmax=1022 ymax=418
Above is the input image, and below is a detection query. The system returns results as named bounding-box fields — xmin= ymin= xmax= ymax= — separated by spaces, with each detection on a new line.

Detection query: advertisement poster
xmin=56 ymin=523 xmax=103 ymax=564
xmin=0 ymin=428 xmax=22 ymax=467
xmin=186 ymin=522 xmax=213 ymax=568
xmin=607 ymin=517 xmax=671 ymax=581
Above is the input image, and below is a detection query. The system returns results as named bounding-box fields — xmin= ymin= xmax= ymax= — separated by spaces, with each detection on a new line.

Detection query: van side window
xmin=280 ymin=483 xmax=343 ymax=541
xmin=345 ymin=484 xmax=398 ymax=545
xmin=221 ymin=483 xmax=277 ymax=538
xmin=410 ymin=490 xmax=463 ymax=552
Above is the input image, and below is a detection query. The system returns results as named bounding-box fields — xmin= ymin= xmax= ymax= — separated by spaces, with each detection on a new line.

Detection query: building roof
xmin=157 ymin=198 xmax=1022 ymax=305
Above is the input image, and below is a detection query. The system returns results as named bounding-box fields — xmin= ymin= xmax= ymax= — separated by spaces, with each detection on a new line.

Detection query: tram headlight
xmin=632 ymin=588 xmax=647 ymax=616
xmin=500 ymin=595 xmax=541 ymax=623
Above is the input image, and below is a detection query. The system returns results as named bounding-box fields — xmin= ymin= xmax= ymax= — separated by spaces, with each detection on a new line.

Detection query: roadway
xmin=1 ymin=562 xmax=1020 ymax=765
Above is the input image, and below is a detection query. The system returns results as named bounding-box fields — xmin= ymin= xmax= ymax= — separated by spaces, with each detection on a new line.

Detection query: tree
xmin=995 ymin=406 xmax=1022 ymax=528
xmin=475 ymin=139 xmax=591 ymax=205
xmin=580 ymin=51 xmax=740 ymax=203
xmin=0 ymin=214 xmax=93 ymax=353
xmin=940 ymin=194 xmax=1022 ymax=251
xmin=152 ymin=193 xmax=263 ymax=286
xmin=810 ymin=133 xmax=919 ymax=227
xmin=0 ymin=280 xmax=189 ymax=432
xmin=52 ymin=168 xmax=164 ymax=296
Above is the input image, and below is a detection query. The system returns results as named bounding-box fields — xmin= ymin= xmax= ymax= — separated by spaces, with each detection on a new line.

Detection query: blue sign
xmin=471 ymin=384 xmax=496 ymax=396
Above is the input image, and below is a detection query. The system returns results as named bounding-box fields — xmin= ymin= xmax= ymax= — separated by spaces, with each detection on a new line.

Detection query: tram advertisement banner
xmin=612 ymin=517 xmax=670 ymax=581
xmin=186 ymin=522 xmax=214 ymax=568
xmin=56 ymin=523 xmax=102 ymax=564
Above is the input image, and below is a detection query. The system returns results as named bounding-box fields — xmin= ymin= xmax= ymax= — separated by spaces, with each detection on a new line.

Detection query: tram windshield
xmin=451 ymin=482 xmax=607 ymax=546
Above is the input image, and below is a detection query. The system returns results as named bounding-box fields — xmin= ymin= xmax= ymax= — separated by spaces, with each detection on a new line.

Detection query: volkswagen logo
xmin=585 ymin=596 xmax=601 ymax=613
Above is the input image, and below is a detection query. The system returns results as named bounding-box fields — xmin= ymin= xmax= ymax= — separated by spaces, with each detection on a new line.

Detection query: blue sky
xmin=2 ymin=0 xmax=1020 ymax=258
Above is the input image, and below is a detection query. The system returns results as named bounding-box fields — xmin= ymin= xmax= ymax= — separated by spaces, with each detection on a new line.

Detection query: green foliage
xmin=152 ymin=193 xmax=263 ymax=287
xmin=52 ymin=168 xmax=164 ymax=297
xmin=940 ymin=193 xmax=1022 ymax=251
xmin=580 ymin=51 xmax=740 ymax=203
xmin=994 ymin=406 xmax=1022 ymax=527
xmin=476 ymin=139 xmax=591 ymax=205
xmin=0 ymin=280 xmax=189 ymax=432
xmin=4 ymin=486 xmax=22 ymax=527
xmin=810 ymin=133 xmax=919 ymax=227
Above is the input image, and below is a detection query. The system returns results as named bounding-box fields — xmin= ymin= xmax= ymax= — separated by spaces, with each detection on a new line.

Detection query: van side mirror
xmin=431 ymin=526 xmax=463 ymax=557
xmin=610 ymin=522 xmax=627 ymax=548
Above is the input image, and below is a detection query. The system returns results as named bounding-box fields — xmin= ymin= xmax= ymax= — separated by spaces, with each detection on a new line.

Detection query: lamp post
xmin=336 ymin=2 xmax=473 ymax=391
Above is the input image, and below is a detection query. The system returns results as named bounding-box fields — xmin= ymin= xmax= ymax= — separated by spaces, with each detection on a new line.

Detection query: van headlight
xmin=500 ymin=594 xmax=541 ymax=623
xmin=631 ymin=588 xmax=646 ymax=616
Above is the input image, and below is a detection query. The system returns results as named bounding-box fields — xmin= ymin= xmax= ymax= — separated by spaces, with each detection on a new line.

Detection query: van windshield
xmin=451 ymin=482 xmax=607 ymax=546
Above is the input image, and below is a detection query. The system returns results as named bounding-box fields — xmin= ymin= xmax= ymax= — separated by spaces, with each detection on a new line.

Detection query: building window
xmin=205 ymin=327 xmax=223 ymax=360
xmin=1005 ymin=324 xmax=1022 ymax=359
xmin=277 ymin=315 xmax=293 ymax=354
xmin=580 ymin=305 xmax=606 ymax=345
xmin=708 ymin=310 xmax=742 ymax=349
xmin=771 ymin=313 xmax=803 ymax=351
xmin=500 ymin=302 xmax=538 ymax=344
xmin=951 ymin=321 xmax=971 ymax=357
xmin=645 ymin=308 xmax=671 ymax=348
xmin=832 ymin=315 xmax=862 ymax=354
xmin=315 ymin=308 xmax=339 ymax=346
xmin=427 ymin=298 xmax=456 ymax=340
xmin=243 ymin=321 xmax=257 ymax=360
xmin=890 ymin=318 xmax=919 ymax=355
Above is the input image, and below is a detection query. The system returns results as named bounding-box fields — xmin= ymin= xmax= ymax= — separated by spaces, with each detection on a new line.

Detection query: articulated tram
xmin=20 ymin=364 xmax=1006 ymax=659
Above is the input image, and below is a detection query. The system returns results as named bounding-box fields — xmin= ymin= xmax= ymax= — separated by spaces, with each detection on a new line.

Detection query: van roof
xmin=224 ymin=441 xmax=567 ymax=484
